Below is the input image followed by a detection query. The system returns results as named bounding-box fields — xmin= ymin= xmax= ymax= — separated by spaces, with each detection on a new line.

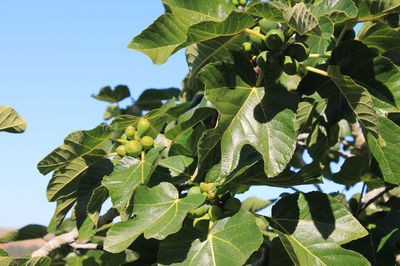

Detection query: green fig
xmin=224 ymin=198 xmax=241 ymax=212
xmin=137 ymin=118 xmax=151 ymax=137
xmin=282 ymin=56 xmax=299 ymax=75
xmin=285 ymin=42 xmax=310 ymax=62
xmin=188 ymin=204 xmax=209 ymax=218
xmin=125 ymin=140 xmax=142 ymax=156
xmin=208 ymin=205 xmax=223 ymax=220
xmin=265 ymin=28 xmax=285 ymax=51
xmin=140 ymin=136 xmax=154 ymax=149
xmin=232 ymin=0 xmax=239 ymax=6
xmin=259 ymin=19 xmax=278 ymax=34
xmin=249 ymin=26 xmax=266 ymax=50
xmin=242 ymin=41 xmax=252 ymax=53
xmin=187 ymin=186 xmax=202 ymax=196
xmin=256 ymin=51 xmax=268 ymax=69
xmin=193 ymin=213 xmax=210 ymax=233
xmin=116 ymin=145 xmax=126 ymax=157
xmin=200 ymin=182 xmax=214 ymax=193
xmin=239 ymin=0 xmax=247 ymax=6
xmin=120 ymin=133 xmax=128 ymax=141
xmin=125 ymin=125 xmax=136 ymax=140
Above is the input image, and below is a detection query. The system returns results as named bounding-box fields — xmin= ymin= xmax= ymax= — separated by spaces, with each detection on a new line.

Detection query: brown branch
xmin=32 ymin=208 xmax=118 ymax=257
xmin=69 ymin=242 xmax=103 ymax=250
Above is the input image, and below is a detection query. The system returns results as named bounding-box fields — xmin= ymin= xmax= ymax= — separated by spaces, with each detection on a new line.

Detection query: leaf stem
xmin=243 ymin=28 xmax=266 ymax=41
xmin=109 ymin=138 xmax=129 ymax=144
xmin=308 ymin=53 xmax=330 ymax=59
xmin=105 ymin=152 xmax=117 ymax=158
xmin=255 ymin=70 xmax=264 ymax=87
xmin=356 ymin=182 xmax=366 ymax=217
xmin=301 ymin=65 xmax=329 ymax=77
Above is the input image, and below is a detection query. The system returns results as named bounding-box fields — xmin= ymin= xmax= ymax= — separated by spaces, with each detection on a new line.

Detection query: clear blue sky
xmin=0 ymin=1 xmax=362 ymax=228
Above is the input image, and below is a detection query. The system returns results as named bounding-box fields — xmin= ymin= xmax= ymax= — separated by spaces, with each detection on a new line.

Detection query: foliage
xmin=2 ymin=0 xmax=400 ymax=265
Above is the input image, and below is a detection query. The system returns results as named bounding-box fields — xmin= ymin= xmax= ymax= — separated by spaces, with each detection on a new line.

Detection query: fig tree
xmin=116 ymin=145 xmax=126 ymax=157
xmin=285 ymin=42 xmax=310 ymax=62
xmin=208 ymin=205 xmax=223 ymax=220
xmin=282 ymin=56 xmax=299 ymax=75
xmin=224 ymin=197 xmax=241 ymax=212
xmin=137 ymin=118 xmax=151 ymax=137
xmin=125 ymin=125 xmax=136 ymax=140
xmin=140 ymin=136 xmax=154 ymax=149
xmin=125 ymin=140 xmax=142 ymax=156
xmin=265 ymin=29 xmax=285 ymax=51
xmin=259 ymin=19 xmax=277 ymax=34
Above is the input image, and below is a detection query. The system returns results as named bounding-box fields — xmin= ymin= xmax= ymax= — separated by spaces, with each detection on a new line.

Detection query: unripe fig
xmin=125 ymin=140 xmax=142 ymax=156
xmin=137 ymin=118 xmax=151 ymax=137
xmin=224 ymin=198 xmax=241 ymax=212
xmin=285 ymin=42 xmax=310 ymax=62
xmin=187 ymin=186 xmax=202 ymax=196
xmin=200 ymin=182 xmax=214 ymax=193
xmin=242 ymin=41 xmax=252 ymax=53
xmin=256 ymin=51 xmax=268 ymax=70
xmin=140 ymin=136 xmax=154 ymax=149
xmin=120 ymin=133 xmax=128 ymax=141
xmin=282 ymin=56 xmax=299 ymax=75
xmin=188 ymin=204 xmax=209 ymax=218
xmin=193 ymin=213 xmax=210 ymax=233
xmin=259 ymin=19 xmax=278 ymax=34
xmin=249 ymin=26 xmax=266 ymax=50
xmin=239 ymin=0 xmax=247 ymax=5
xmin=232 ymin=0 xmax=239 ymax=6
xmin=265 ymin=29 xmax=285 ymax=51
xmin=208 ymin=205 xmax=223 ymax=220
xmin=116 ymin=145 xmax=126 ymax=157
xmin=125 ymin=125 xmax=136 ymax=140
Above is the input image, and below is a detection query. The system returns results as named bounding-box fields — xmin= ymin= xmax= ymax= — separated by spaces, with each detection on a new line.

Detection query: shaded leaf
xmin=358 ymin=22 xmax=400 ymax=52
xmin=0 ymin=105 xmax=27 ymax=133
xmin=134 ymin=88 xmax=180 ymax=111
xmin=311 ymin=0 xmax=357 ymax=23
xmin=241 ymin=197 xmax=272 ymax=213
xmin=358 ymin=0 xmax=400 ymax=19
xmin=181 ymin=209 xmax=263 ymax=266
xmin=104 ymin=182 xmax=205 ymax=253
xmin=47 ymin=198 xmax=76 ymax=232
xmin=269 ymin=237 xmax=294 ymax=266
xmin=268 ymin=192 xmax=369 ymax=265
xmin=283 ymin=3 xmax=321 ymax=35
xmin=247 ymin=1 xmax=288 ymax=22
xmin=0 ymin=225 xmax=47 ymax=243
xmin=331 ymin=154 xmax=370 ymax=185
xmin=159 ymin=155 xmax=194 ymax=178
xmin=368 ymin=116 xmax=400 ymax=184
xmin=37 ymin=125 xmax=112 ymax=175
xmin=91 ymin=85 xmax=130 ymax=103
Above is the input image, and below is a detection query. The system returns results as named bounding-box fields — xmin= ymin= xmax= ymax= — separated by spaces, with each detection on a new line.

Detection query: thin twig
xmin=69 ymin=242 xmax=103 ymax=250
xmin=359 ymin=185 xmax=397 ymax=212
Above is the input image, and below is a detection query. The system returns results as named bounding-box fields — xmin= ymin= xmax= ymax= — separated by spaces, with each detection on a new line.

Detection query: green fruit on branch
xmin=259 ymin=19 xmax=278 ymax=34
xmin=137 ymin=118 xmax=151 ymax=137
xmin=232 ymin=0 xmax=239 ymax=6
xmin=188 ymin=204 xmax=209 ymax=218
xmin=256 ymin=51 xmax=268 ymax=69
xmin=120 ymin=133 xmax=128 ymax=141
xmin=125 ymin=140 xmax=142 ymax=156
xmin=265 ymin=29 xmax=285 ymax=51
xmin=285 ymin=42 xmax=310 ymax=62
xmin=208 ymin=205 xmax=223 ymax=220
xmin=239 ymin=0 xmax=247 ymax=5
xmin=116 ymin=145 xmax=126 ymax=157
xmin=249 ymin=26 xmax=266 ymax=50
xmin=200 ymin=182 xmax=215 ymax=193
xmin=140 ymin=136 xmax=154 ymax=149
xmin=125 ymin=125 xmax=136 ymax=140
xmin=224 ymin=198 xmax=241 ymax=212
xmin=242 ymin=41 xmax=252 ymax=53
xmin=282 ymin=56 xmax=299 ymax=75
xmin=187 ymin=186 xmax=202 ymax=196
xmin=193 ymin=213 xmax=210 ymax=233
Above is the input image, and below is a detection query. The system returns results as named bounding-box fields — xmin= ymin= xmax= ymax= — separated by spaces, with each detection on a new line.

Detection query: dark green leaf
xmin=104 ymin=182 xmax=205 ymax=253
xmin=135 ymin=88 xmax=180 ymax=110
xmin=91 ymin=85 xmax=130 ymax=103
xmin=0 ymin=105 xmax=27 ymax=133
xmin=358 ymin=0 xmax=400 ymax=19
xmin=331 ymin=154 xmax=370 ymax=185
xmin=241 ymin=197 xmax=272 ymax=213
xmin=268 ymin=192 xmax=370 ymax=265
xmin=358 ymin=22 xmax=400 ymax=52
xmin=247 ymin=1 xmax=288 ymax=22
xmin=283 ymin=3 xmax=321 ymax=35
xmin=0 ymin=225 xmax=47 ymax=243
xmin=269 ymin=237 xmax=294 ymax=266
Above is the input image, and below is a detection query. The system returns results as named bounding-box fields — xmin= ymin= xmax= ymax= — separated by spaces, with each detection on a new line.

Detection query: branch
xmin=360 ymin=185 xmax=397 ymax=212
xmin=32 ymin=208 xmax=118 ymax=257
xmin=69 ymin=242 xmax=103 ymax=250
xmin=328 ymin=148 xmax=355 ymax=159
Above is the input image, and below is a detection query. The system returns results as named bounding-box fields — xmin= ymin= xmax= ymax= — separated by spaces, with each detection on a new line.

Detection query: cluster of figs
xmin=243 ymin=18 xmax=310 ymax=80
xmin=115 ymin=118 xmax=154 ymax=159
xmin=187 ymin=182 xmax=242 ymax=233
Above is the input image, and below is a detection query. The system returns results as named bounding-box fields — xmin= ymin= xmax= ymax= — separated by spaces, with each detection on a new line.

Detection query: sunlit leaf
xmin=0 ymin=105 xmax=27 ymax=133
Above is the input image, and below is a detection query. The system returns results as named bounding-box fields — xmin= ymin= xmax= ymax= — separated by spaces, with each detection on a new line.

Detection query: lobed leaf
xmin=134 ymin=88 xmax=180 ymax=111
xmin=91 ymin=85 xmax=130 ymax=103
xmin=283 ymin=3 xmax=321 ymax=35
xmin=311 ymin=0 xmax=357 ymax=23
xmin=0 ymin=105 xmax=27 ymax=133
xmin=358 ymin=22 xmax=400 ymax=52
xmin=0 ymin=225 xmax=47 ymax=243
xmin=358 ymin=0 xmax=400 ymax=19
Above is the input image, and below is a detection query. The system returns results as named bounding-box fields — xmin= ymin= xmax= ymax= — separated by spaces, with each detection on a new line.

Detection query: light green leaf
xmin=87 ymin=185 xmax=109 ymax=225
xmin=180 ymin=209 xmax=263 ymax=266
xmin=47 ymin=198 xmax=75 ymax=232
xmin=241 ymin=197 xmax=272 ymax=213
xmin=102 ymin=149 xmax=161 ymax=213
xmin=247 ymin=1 xmax=288 ymax=22
xmin=0 ymin=257 xmax=28 ymax=265
xmin=358 ymin=0 xmax=400 ymax=19
xmin=283 ymin=3 xmax=321 ymax=35
xmin=311 ymin=0 xmax=357 ymax=23
xmin=269 ymin=192 xmax=370 ymax=265
xmin=368 ymin=116 xmax=400 ymax=184
xmin=104 ymin=182 xmax=205 ymax=253
xmin=37 ymin=125 xmax=112 ymax=175
xmin=0 ymin=225 xmax=47 ymax=243
xmin=358 ymin=22 xmax=400 ymax=52
xmin=187 ymin=12 xmax=256 ymax=43
xmin=159 ymin=155 xmax=194 ymax=178
xmin=0 ymin=105 xmax=27 ymax=133
xmin=328 ymin=65 xmax=380 ymax=138
xmin=91 ymin=85 xmax=130 ymax=103
xmin=197 ymin=62 xmax=297 ymax=179
xmin=128 ymin=0 xmax=235 ymax=65
xmin=26 ymin=256 xmax=51 ymax=266
xmin=305 ymin=16 xmax=333 ymax=66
